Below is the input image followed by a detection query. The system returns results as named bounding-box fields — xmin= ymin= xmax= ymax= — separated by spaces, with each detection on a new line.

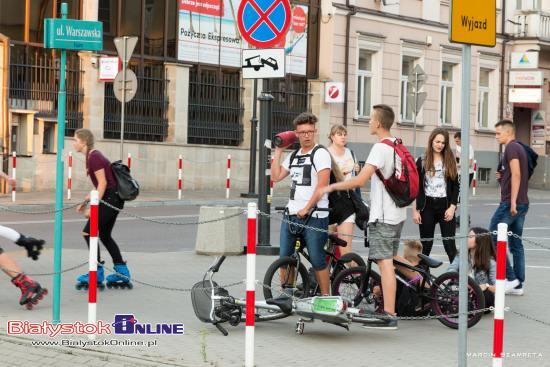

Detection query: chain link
xmin=101 ymin=264 xmax=244 ymax=292
xmin=0 ymin=262 xmax=88 ymax=277
xmin=509 ymin=232 xmax=550 ymax=251
xmin=99 ymin=199 xmax=245 ymax=225
xmin=259 ymin=210 xmax=495 ymax=243
xmin=0 ymin=202 xmax=81 ymax=215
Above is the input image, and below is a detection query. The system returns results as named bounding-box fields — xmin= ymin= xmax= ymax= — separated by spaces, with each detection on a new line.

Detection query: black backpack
xmin=517 ymin=141 xmax=538 ymax=179
xmin=288 ymin=145 xmax=369 ymax=229
xmin=111 ymin=160 xmax=140 ymax=201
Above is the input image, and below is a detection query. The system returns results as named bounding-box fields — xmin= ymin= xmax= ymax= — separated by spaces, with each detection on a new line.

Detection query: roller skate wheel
xmin=42 ymin=289 xmax=48 ymax=295
xmin=25 ymin=303 xmax=33 ymax=310
xmin=126 ymin=283 xmax=133 ymax=290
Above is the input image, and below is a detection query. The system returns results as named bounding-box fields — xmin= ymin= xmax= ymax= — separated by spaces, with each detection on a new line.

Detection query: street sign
xmin=410 ymin=64 xmax=427 ymax=91
xmin=407 ymin=91 xmax=427 ymax=114
xmin=242 ymin=48 xmax=285 ymax=79
xmin=237 ymin=0 xmax=291 ymax=48
xmin=44 ymin=18 xmax=102 ymax=51
xmin=99 ymin=57 xmax=120 ymax=81
xmin=449 ymin=0 xmax=496 ymax=47
xmin=114 ymin=36 xmax=138 ymax=63
xmin=113 ymin=69 xmax=138 ymax=103
xmin=324 ymin=82 xmax=344 ymax=103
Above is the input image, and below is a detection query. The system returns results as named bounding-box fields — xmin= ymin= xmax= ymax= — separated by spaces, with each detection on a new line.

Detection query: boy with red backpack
xmin=321 ymin=104 xmax=418 ymax=329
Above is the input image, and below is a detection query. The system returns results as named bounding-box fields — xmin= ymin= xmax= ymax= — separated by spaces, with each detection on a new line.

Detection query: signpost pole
xmin=52 ymin=2 xmax=68 ymax=324
xmin=242 ymin=79 xmax=258 ymax=198
xmin=458 ymin=43 xmax=472 ymax=367
xmin=257 ymin=93 xmax=274 ymax=253
xmin=120 ymin=37 xmax=127 ymax=161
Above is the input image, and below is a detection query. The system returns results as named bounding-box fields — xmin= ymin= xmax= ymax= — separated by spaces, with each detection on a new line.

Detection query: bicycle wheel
xmin=331 ymin=266 xmax=383 ymax=313
xmin=262 ymin=257 xmax=309 ymax=301
xmin=431 ymin=272 xmax=485 ymax=329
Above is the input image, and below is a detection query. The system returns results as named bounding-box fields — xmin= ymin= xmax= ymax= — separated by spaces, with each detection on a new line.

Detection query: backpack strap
xmin=374 ymin=138 xmax=399 ymax=181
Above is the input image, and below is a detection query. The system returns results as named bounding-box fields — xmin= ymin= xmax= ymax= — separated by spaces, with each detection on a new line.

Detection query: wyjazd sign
xmin=44 ymin=19 xmax=103 ymax=51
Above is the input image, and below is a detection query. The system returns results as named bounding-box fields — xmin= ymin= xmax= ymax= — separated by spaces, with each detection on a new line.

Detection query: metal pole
xmin=120 ymin=37 xmax=127 ymax=161
xmin=458 ymin=44 xmax=472 ymax=367
xmin=52 ymin=2 xmax=68 ymax=324
xmin=257 ymin=93 xmax=272 ymax=249
xmin=242 ymin=79 xmax=258 ymax=198
xmin=412 ymin=72 xmax=418 ymax=158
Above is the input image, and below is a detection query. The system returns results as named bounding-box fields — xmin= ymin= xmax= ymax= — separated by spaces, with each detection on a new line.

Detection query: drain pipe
xmin=499 ymin=0 xmax=508 ymax=164
xmin=0 ymin=35 xmax=9 ymax=194
xmin=343 ymin=1 xmax=356 ymax=126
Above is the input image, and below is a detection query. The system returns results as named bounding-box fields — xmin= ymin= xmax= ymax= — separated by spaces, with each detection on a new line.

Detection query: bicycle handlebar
xmin=210 ymin=256 xmax=226 ymax=273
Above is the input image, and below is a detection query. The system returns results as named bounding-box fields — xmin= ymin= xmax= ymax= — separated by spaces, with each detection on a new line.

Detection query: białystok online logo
xmin=7 ymin=314 xmax=184 ymax=337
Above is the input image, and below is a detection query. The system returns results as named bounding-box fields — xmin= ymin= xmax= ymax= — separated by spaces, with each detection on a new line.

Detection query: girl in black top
xmin=412 ymin=128 xmax=459 ymax=262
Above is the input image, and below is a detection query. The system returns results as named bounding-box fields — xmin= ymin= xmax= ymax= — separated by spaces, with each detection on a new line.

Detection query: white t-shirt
xmin=425 ymin=160 xmax=447 ymax=198
xmin=331 ymin=147 xmax=355 ymax=181
xmin=366 ymin=138 xmax=407 ymax=225
xmin=282 ymin=145 xmax=332 ymax=218
xmin=456 ymin=144 xmax=475 ymax=174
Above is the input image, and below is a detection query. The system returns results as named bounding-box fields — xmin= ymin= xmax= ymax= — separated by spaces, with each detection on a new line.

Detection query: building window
xmin=121 ymin=0 xmax=142 ymax=53
xmin=144 ymin=0 xmax=165 ymax=56
xmin=357 ymin=49 xmax=373 ymax=118
xmin=400 ymin=56 xmax=416 ymax=122
xmin=478 ymin=68 xmax=490 ymax=129
xmin=440 ymin=62 xmax=455 ymax=125
xmin=0 ymin=0 xmax=26 ymax=41
xmin=478 ymin=167 xmax=491 ymax=184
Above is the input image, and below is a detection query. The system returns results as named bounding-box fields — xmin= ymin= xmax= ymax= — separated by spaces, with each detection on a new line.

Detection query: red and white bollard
xmin=88 ymin=190 xmax=99 ymax=340
xmin=245 ymin=202 xmax=257 ymax=367
xmin=127 ymin=153 xmax=132 ymax=169
xmin=178 ymin=155 xmax=183 ymax=200
xmin=472 ymin=159 xmax=477 ymax=196
xmin=67 ymin=152 xmax=73 ymax=200
xmin=492 ymin=222 xmax=508 ymax=367
xmin=11 ymin=151 xmax=16 ymax=202
xmin=226 ymin=154 xmax=231 ymax=199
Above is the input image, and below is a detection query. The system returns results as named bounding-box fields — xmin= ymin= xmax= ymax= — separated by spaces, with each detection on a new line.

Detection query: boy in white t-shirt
xmin=321 ymin=104 xmax=406 ymax=329
xmin=272 ymin=112 xmax=332 ymax=296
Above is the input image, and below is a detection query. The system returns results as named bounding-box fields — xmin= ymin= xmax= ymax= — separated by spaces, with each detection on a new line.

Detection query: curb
xmin=0 ymin=332 xmax=194 ymax=367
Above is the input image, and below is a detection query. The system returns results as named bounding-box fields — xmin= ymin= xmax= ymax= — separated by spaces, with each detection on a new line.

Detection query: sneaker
xmin=505 ymin=279 xmax=520 ymax=292
xmin=507 ymin=285 xmax=524 ymax=296
xmin=361 ymin=312 xmax=398 ymax=330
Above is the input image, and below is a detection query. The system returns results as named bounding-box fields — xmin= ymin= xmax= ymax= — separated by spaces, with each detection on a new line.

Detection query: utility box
xmin=195 ymin=206 xmax=244 ymax=255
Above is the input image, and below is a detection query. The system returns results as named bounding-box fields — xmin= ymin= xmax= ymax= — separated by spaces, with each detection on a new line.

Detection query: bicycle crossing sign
xmin=237 ymin=0 xmax=292 ymax=48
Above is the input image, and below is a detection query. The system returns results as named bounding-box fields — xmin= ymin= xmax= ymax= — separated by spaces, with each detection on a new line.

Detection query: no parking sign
xmin=237 ymin=0 xmax=292 ymax=48
xmin=325 ymin=82 xmax=344 ymax=103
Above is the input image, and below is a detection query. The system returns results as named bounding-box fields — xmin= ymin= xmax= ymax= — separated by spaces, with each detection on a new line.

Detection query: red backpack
xmin=374 ymin=138 xmax=419 ymax=208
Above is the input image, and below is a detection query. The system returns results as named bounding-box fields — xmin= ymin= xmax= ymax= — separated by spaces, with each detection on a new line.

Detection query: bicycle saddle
xmin=417 ymin=254 xmax=443 ymax=268
xmin=266 ymin=296 xmax=294 ymax=315
xmin=329 ymin=234 xmax=347 ymax=247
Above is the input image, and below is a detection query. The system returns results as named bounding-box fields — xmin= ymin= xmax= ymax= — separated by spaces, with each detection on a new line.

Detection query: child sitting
xmin=394 ymin=240 xmax=424 ymax=285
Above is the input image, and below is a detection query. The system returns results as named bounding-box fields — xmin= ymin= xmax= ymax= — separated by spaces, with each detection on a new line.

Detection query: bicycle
xmin=191 ymin=256 xmax=409 ymax=335
xmin=332 ymin=252 xmax=486 ymax=329
xmin=263 ymin=206 xmax=366 ymax=302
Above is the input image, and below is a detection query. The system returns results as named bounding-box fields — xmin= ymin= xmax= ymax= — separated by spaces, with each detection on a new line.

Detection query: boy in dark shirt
xmin=489 ymin=120 xmax=529 ymax=296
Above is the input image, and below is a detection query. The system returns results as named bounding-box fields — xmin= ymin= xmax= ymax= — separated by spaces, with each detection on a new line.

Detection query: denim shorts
xmin=279 ymin=215 xmax=329 ymax=270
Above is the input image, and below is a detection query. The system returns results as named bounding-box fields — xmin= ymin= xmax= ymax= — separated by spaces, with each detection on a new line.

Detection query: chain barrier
xmin=0 ymin=262 xmax=88 ymax=277
xmin=99 ymin=199 xmax=245 ymax=225
xmin=509 ymin=232 xmax=550 ymax=251
xmin=0 ymin=202 xmax=81 ymax=215
xmin=258 ymin=210 xmax=495 ymax=243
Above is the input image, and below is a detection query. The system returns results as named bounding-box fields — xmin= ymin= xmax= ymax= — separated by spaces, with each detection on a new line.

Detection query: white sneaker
xmin=507 ymin=287 xmax=524 ymax=296
xmin=505 ymin=279 xmax=520 ymax=292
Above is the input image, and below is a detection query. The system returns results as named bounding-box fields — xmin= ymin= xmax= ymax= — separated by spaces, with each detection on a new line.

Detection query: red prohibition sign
xmin=237 ymin=0 xmax=292 ymax=48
